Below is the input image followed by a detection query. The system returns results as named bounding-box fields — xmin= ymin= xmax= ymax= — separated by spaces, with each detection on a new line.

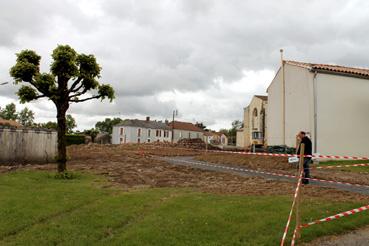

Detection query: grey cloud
xmin=2 ymin=0 xmax=369 ymax=130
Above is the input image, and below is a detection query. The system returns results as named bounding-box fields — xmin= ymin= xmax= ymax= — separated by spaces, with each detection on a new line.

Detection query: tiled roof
xmin=115 ymin=119 xmax=170 ymax=130
xmin=0 ymin=118 xmax=21 ymax=128
xmin=168 ymin=121 xmax=204 ymax=132
xmin=285 ymin=60 xmax=369 ymax=78
xmin=254 ymin=95 xmax=268 ymax=101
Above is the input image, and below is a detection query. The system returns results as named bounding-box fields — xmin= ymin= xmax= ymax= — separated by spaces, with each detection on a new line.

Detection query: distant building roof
xmin=254 ymin=95 xmax=268 ymax=101
xmin=0 ymin=118 xmax=22 ymax=128
xmin=168 ymin=121 xmax=204 ymax=132
xmin=285 ymin=60 xmax=369 ymax=79
xmin=115 ymin=119 xmax=170 ymax=130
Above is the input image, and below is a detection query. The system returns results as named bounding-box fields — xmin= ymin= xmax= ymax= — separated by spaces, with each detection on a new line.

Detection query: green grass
xmin=0 ymin=171 xmax=368 ymax=245
xmin=317 ymin=159 xmax=369 ymax=173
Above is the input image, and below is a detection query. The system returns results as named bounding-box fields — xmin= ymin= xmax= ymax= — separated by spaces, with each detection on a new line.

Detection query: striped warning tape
xmin=299 ymin=204 xmax=369 ymax=229
xmin=210 ymin=149 xmax=369 ymax=160
xmin=164 ymin=158 xmax=369 ymax=188
xmin=281 ymin=170 xmax=304 ymax=246
xmin=315 ymin=163 xmax=369 ymax=169
xmin=138 ymin=144 xmax=369 ymax=161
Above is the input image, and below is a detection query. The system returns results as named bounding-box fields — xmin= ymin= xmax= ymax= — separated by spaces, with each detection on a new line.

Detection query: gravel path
xmin=161 ymin=156 xmax=369 ymax=195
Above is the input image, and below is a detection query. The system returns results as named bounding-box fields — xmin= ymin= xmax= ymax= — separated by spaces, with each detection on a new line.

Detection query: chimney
xmin=165 ymin=119 xmax=169 ymax=124
xmin=146 ymin=116 xmax=150 ymax=121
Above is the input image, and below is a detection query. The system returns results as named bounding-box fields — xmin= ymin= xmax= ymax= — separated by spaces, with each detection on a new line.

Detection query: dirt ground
xmin=1 ymin=144 xmax=367 ymax=202
xmin=195 ymin=153 xmax=369 ymax=186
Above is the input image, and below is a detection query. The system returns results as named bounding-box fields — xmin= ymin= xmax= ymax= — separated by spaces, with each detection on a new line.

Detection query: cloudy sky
xmin=0 ymin=0 xmax=368 ymax=130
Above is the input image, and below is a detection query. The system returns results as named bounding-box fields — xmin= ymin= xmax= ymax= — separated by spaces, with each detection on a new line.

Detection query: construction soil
xmin=1 ymin=144 xmax=367 ymax=203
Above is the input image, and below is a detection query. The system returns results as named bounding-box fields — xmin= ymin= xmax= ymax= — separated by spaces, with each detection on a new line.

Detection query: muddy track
xmin=161 ymin=156 xmax=369 ymax=195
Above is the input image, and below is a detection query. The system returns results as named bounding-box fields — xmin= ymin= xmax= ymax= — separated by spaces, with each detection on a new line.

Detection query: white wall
xmin=316 ymin=73 xmax=369 ymax=156
xmin=267 ymin=64 xmax=314 ymax=147
xmin=173 ymin=130 xmax=204 ymax=143
xmin=267 ymin=67 xmax=284 ymax=146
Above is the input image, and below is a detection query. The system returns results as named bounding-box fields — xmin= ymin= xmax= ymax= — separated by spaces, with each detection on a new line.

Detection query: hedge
xmin=66 ymin=134 xmax=85 ymax=146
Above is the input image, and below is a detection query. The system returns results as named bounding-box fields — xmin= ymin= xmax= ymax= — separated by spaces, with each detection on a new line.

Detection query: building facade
xmin=237 ymin=95 xmax=268 ymax=148
xmin=168 ymin=121 xmax=204 ymax=143
xmin=112 ymin=117 xmax=171 ymax=144
xmin=267 ymin=60 xmax=369 ymax=157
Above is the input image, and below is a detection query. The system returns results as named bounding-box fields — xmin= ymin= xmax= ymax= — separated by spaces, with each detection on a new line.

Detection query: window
xmin=159 ymin=130 xmax=162 ymax=137
xmin=252 ymin=131 xmax=263 ymax=140
xmin=156 ymin=130 xmax=159 ymax=137
xmin=164 ymin=131 xmax=169 ymax=138
xmin=120 ymin=128 xmax=124 ymax=135
xmin=137 ymin=138 xmax=141 ymax=143
xmin=188 ymin=132 xmax=191 ymax=138
xmin=137 ymin=128 xmax=141 ymax=137
xmin=120 ymin=138 xmax=123 ymax=143
xmin=148 ymin=129 xmax=151 ymax=137
xmin=252 ymin=108 xmax=258 ymax=129
xmin=147 ymin=139 xmax=150 ymax=143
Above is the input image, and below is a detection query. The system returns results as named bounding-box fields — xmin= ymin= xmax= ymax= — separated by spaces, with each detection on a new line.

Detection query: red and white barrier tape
xmin=140 ymin=145 xmax=369 ymax=161
xmin=281 ymin=170 xmax=304 ymax=246
xmin=299 ymin=204 xmax=369 ymax=229
xmin=211 ymin=149 xmax=369 ymax=160
xmin=166 ymin=158 xmax=369 ymax=188
xmin=315 ymin=163 xmax=369 ymax=169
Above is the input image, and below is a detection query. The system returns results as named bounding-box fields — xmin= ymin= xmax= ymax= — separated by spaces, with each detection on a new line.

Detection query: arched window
xmin=252 ymin=108 xmax=258 ymax=129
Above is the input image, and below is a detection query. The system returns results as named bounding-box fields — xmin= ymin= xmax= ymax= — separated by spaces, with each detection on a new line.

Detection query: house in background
xmin=267 ymin=60 xmax=369 ymax=156
xmin=112 ymin=117 xmax=171 ymax=144
xmin=204 ymin=131 xmax=228 ymax=146
xmin=168 ymin=121 xmax=204 ymax=143
xmin=237 ymin=95 xmax=268 ymax=148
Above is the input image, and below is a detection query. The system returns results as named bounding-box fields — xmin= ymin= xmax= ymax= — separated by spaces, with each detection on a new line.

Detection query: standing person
xmin=296 ymin=131 xmax=312 ymax=184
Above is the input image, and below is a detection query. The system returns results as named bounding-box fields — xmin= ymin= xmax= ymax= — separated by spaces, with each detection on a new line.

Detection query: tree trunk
xmin=56 ymin=105 xmax=68 ymax=172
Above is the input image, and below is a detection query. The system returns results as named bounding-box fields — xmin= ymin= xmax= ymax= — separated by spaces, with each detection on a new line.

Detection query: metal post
xmin=280 ymin=49 xmax=286 ymax=147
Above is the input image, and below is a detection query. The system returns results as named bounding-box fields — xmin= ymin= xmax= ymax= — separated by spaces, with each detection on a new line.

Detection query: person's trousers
xmin=302 ymin=158 xmax=311 ymax=184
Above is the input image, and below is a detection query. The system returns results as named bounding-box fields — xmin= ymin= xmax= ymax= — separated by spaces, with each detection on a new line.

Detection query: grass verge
xmin=0 ymin=171 xmax=368 ymax=245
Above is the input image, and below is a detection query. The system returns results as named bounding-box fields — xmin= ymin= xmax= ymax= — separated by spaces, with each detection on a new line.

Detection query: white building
xmin=112 ymin=117 xmax=171 ymax=144
xmin=168 ymin=121 xmax=204 ymax=143
xmin=267 ymin=60 xmax=369 ymax=157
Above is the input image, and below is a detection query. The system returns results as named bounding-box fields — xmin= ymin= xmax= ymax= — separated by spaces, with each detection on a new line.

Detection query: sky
xmin=1 ymin=0 xmax=368 ymax=131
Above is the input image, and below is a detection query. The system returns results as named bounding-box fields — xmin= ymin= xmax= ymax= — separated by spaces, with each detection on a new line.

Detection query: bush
xmin=66 ymin=134 xmax=85 ymax=146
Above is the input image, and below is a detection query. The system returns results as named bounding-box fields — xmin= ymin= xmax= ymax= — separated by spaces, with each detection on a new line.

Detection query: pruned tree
xmin=10 ymin=45 xmax=115 ymax=172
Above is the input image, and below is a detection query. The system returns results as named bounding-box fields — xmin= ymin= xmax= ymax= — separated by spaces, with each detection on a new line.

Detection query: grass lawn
xmin=0 ymin=171 xmax=368 ymax=245
xmin=317 ymin=159 xmax=369 ymax=173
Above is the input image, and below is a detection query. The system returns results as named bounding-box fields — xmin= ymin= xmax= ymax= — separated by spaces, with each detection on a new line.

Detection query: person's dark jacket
xmin=297 ymin=136 xmax=312 ymax=159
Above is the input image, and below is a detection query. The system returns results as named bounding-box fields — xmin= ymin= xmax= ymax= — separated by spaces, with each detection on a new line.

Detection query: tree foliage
xmin=0 ymin=103 xmax=18 ymax=120
xmin=95 ymin=117 xmax=122 ymax=134
xmin=18 ymin=107 xmax=35 ymax=126
xmin=10 ymin=45 xmax=115 ymax=172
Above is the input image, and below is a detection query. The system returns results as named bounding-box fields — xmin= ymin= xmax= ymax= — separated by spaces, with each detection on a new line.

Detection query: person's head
xmin=297 ymin=131 xmax=306 ymax=140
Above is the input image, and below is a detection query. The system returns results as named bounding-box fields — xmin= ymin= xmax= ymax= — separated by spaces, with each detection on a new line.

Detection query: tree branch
xmin=68 ymin=77 xmax=82 ymax=93
xmin=70 ymin=95 xmax=101 ymax=103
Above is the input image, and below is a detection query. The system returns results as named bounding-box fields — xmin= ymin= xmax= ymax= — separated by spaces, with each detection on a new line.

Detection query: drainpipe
xmin=313 ymin=71 xmax=318 ymax=153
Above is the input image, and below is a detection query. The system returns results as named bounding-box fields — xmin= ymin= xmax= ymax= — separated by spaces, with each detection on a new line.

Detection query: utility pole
xmin=280 ymin=49 xmax=286 ymax=149
xmin=171 ymin=109 xmax=178 ymax=144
